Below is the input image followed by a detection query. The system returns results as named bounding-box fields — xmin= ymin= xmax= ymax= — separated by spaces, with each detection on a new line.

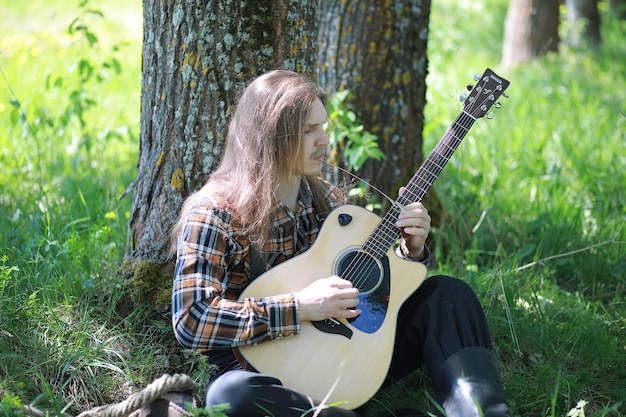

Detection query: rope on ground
xmin=22 ymin=404 xmax=71 ymax=417
xmin=77 ymin=373 xmax=197 ymax=417
xmin=18 ymin=373 xmax=198 ymax=417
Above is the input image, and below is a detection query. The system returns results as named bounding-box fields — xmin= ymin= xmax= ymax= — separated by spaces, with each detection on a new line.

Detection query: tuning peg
xmin=460 ymin=93 xmax=467 ymax=102
xmin=486 ymin=112 xmax=495 ymax=119
xmin=473 ymin=73 xmax=481 ymax=81
xmin=503 ymin=93 xmax=509 ymax=99
xmin=466 ymin=84 xmax=473 ymax=91
xmin=494 ymin=102 xmax=502 ymax=109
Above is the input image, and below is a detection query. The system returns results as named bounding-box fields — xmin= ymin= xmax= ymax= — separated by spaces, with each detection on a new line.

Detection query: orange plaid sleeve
xmin=172 ymin=203 xmax=299 ymax=351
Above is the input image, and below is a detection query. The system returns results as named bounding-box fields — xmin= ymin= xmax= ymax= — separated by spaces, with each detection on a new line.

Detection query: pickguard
xmin=348 ymin=255 xmax=390 ymax=333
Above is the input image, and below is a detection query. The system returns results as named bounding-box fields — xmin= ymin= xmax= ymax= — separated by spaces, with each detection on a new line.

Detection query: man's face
xmin=298 ymin=97 xmax=329 ymax=176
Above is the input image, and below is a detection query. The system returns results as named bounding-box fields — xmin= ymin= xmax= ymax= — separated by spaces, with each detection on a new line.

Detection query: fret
xmin=359 ymin=68 xmax=510 ymax=259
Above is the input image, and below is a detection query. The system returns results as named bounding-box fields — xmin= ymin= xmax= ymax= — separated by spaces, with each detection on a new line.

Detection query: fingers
xmin=297 ymin=276 xmax=361 ymax=321
xmin=395 ymin=193 xmax=430 ymax=257
xmin=398 ymin=188 xmax=429 ymax=217
xmin=334 ymin=307 xmax=362 ymax=319
xmin=331 ymin=295 xmax=362 ymax=318
xmin=401 ymin=202 xmax=429 ymax=218
xmin=396 ymin=209 xmax=431 ymax=237
xmin=327 ymin=275 xmax=358 ymax=290
xmin=327 ymin=278 xmax=360 ymax=311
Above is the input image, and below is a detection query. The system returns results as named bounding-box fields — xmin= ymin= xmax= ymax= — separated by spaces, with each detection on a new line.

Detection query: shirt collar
xmin=298 ymin=176 xmax=313 ymax=208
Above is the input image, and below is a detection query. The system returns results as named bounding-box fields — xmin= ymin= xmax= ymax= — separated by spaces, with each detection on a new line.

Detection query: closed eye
xmin=304 ymin=123 xmax=326 ymax=135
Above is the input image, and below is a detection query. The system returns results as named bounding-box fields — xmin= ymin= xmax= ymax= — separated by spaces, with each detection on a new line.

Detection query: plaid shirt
xmin=172 ymin=178 xmax=346 ymax=352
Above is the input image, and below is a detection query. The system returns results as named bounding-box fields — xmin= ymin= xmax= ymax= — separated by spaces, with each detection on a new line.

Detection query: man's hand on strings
xmin=396 ymin=187 xmax=431 ymax=259
xmin=296 ymin=276 xmax=361 ymax=322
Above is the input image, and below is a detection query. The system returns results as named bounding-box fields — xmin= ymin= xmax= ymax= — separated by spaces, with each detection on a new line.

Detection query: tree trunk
xmin=565 ymin=0 xmax=602 ymax=47
xmin=317 ymin=0 xmax=432 ymax=213
xmin=611 ymin=0 xmax=626 ymax=19
xmin=126 ymin=0 xmax=318 ymax=274
xmin=501 ymin=0 xmax=560 ymax=68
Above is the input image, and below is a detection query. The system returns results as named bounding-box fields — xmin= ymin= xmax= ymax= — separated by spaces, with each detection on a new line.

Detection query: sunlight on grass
xmin=0 ymin=1 xmax=144 ymax=410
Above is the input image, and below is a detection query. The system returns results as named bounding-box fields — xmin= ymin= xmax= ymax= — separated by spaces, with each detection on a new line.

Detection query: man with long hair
xmin=171 ymin=70 xmax=509 ymax=416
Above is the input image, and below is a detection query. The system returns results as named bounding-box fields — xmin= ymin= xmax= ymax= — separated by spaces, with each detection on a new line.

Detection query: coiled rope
xmin=19 ymin=373 xmax=197 ymax=417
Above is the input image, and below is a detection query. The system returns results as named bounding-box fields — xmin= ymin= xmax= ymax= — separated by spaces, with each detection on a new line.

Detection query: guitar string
xmin=343 ymin=116 xmax=472 ymax=290
xmin=341 ymin=110 xmax=478 ymax=290
xmin=336 ymin=76 xmax=497 ymax=291
xmin=344 ymin=104 xmax=481 ymax=288
xmin=358 ymin=100 xmax=485 ymax=258
xmin=340 ymin=116 xmax=472 ymax=290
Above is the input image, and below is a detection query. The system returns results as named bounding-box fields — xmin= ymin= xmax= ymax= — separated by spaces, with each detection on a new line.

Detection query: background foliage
xmin=0 ymin=0 xmax=624 ymax=416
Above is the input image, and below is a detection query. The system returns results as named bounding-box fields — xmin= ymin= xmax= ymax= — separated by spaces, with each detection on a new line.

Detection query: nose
xmin=316 ymin=129 xmax=330 ymax=147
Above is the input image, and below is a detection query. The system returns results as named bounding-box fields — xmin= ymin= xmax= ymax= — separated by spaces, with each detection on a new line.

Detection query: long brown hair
xmin=172 ymin=70 xmax=332 ymax=251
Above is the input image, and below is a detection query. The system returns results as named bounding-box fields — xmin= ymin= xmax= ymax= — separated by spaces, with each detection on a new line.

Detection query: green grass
xmin=1 ymin=0 xmax=625 ymax=416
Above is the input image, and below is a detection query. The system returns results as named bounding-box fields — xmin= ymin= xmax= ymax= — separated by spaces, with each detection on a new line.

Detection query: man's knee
xmin=205 ymin=370 xmax=261 ymax=414
xmin=425 ymin=274 xmax=475 ymax=298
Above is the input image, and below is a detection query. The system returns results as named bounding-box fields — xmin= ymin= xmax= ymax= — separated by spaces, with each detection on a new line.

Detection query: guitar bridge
xmin=312 ymin=318 xmax=353 ymax=339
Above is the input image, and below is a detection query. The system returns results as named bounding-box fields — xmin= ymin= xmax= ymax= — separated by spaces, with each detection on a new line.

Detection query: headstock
xmin=461 ymin=68 xmax=510 ymax=119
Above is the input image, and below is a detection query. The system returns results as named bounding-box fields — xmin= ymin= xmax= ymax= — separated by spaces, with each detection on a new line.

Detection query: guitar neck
xmin=361 ymin=67 xmax=510 ymax=259
xmin=400 ymin=111 xmax=476 ymax=206
xmin=362 ymin=112 xmax=476 ymax=258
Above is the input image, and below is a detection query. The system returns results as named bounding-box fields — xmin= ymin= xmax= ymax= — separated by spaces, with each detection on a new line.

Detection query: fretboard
xmin=361 ymin=110 xmax=477 ymax=258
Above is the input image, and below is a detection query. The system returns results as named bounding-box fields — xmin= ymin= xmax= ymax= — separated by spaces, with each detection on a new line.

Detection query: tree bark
xmin=501 ymin=0 xmax=560 ymax=68
xmin=317 ymin=0 xmax=432 ymax=213
xmin=611 ymin=0 xmax=626 ymax=19
xmin=126 ymin=0 xmax=318 ymax=267
xmin=565 ymin=0 xmax=602 ymax=47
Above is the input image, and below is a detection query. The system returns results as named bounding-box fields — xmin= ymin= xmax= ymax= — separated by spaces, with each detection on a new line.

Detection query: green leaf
xmin=85 ymin=31 xmax=98 ymax=46
xmin=68 ymin=17 xmax=80 ymax=34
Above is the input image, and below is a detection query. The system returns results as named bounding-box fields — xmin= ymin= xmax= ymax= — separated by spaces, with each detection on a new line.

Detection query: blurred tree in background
xmin=502 ymin=0 xmax=560 ymax=67
xmin=502 ymin=0 xmax=618 ymax=67
xmin=566 ymin=0 xmax=602 ymax=47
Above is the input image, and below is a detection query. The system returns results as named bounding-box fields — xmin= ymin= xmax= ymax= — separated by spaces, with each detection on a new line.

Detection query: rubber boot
xmin=431 ymin=347 xmax=509 ymax=417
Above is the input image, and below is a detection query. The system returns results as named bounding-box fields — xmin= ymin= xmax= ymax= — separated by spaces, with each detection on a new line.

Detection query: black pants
xmin=205 ymin=275 xmax=493 ymax=416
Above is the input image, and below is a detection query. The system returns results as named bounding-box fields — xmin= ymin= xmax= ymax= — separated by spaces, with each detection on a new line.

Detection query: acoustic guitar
xmin=238 ymin=68 xmax=510 ymax=409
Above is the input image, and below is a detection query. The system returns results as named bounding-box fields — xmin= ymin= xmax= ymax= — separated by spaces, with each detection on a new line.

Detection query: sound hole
xmin=335 ymin=249 xmax=383 ymax=295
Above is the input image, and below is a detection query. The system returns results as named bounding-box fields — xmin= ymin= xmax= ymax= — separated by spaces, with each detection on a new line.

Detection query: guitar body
xmin=238 ymin=204 xmax=427 ymax=409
